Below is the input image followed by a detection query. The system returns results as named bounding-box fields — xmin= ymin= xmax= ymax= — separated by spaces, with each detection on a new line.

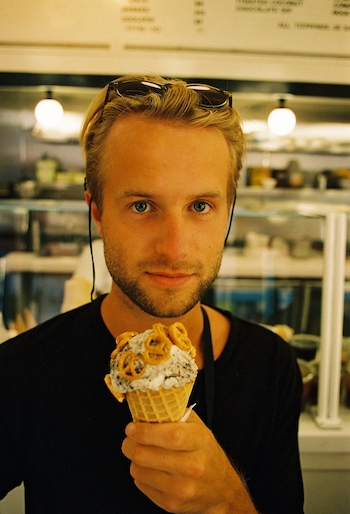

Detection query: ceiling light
xmin=267 ymin=99 xmax=296 ymax=136
xmin=34 ymin=90 xmax=64 ymax=128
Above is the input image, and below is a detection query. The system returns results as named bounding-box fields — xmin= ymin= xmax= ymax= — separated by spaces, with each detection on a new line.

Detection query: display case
xmin=217 ymin=189 xmax=350 ymax=426
xmin=217 ymin=188 xmax=350 ymax=335
xmin=0 ymin=198 xmax=94 ymax=328
xmin=1 ymin=191 xmax=350 ymax=425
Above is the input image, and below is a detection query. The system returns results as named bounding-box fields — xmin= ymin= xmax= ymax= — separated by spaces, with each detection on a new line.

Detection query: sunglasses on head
xmin=103 ymin=79 xmax=232 ymax=109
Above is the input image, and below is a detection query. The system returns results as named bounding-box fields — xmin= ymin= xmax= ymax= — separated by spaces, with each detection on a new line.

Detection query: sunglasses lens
xmin=108 ymin=80 xmax=230 ymax=108
xmin=115 ymin=80 xmax=164 ymax=97
xmin=187 ymin=85 xmax=229 ymax=107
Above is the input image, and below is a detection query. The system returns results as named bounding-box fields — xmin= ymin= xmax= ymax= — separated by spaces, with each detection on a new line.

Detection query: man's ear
xmin=84 ymin=190 xmax=102 ymax=237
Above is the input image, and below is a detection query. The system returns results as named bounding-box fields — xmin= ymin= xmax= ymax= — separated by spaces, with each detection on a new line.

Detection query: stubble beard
xmin=103 ymin=244 xmax=223 ymax=319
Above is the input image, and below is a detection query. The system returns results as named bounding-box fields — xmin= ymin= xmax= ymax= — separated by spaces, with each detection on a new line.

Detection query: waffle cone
xmin=126 ymin=381 xmax=194 ymax=422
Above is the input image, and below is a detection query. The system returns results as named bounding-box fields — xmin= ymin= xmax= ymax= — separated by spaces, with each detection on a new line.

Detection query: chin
xmin=136 ymin=292 xmax=201 ymax=319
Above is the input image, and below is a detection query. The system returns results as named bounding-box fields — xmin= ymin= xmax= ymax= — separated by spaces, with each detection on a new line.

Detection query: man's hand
xmin=121 ymin=410 xmax=258 ymax=513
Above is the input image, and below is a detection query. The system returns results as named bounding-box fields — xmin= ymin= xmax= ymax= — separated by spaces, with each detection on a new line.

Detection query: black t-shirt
xmin=0 ymin=297 xmax=304 ymax=513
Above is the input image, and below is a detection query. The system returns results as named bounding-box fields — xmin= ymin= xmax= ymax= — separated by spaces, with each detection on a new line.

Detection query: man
xmin=0 ymin=76 xmax=304 ymax=513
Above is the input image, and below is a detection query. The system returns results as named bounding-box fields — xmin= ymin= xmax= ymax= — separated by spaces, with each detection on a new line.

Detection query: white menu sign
xmin=118 ymin=0 xmax=350 ymax=58
xmin=0 ymin=0 xmax=349 ymax=81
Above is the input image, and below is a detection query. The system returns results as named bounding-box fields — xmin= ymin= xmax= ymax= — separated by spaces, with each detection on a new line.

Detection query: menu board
xmin=117 ymin=0 xmax=350 ymax=58
xmin=0 ymin=0 xmax=349 ymax=82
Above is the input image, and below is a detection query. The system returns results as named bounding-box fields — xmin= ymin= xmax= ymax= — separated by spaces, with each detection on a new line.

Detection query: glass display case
xmin=0 ymin=191 xmax=350 ymax=428
xmin=0 ymin=199 xmax=93 ymax=328
xmin=216 ymin=189 xmax=350 ymax=428
xmin=217 ymin=189 xmax=350 ymax=336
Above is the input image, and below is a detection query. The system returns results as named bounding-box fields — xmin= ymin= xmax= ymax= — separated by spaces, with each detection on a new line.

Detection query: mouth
xmin=145 ymin=271 xmax=194 ymax=288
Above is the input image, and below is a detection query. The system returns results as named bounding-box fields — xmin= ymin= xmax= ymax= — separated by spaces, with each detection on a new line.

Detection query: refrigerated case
xmin=2 ymin=191 xmax=348 ymax=329
xmin=217 ymin=189 xmax=350 ymax=334
xmin=1 ymin=192 xmax=350 ymax=338
xmin=217 ymin=191 xmax=350 ymax=427
xmin=1 ymin=190 xmax=350 ymax=417
xmin=0 ymin=198 xmax=94 ymax=326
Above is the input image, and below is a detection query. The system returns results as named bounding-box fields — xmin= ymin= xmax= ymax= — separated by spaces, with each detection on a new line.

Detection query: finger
xmin=133 ymin=478 xmax=181 ymax=514
xmin=125 ymin=410 xmax=206 ymax=451
xmin=122 ymin=436 xmax=193 ymax=475
xmin=130 ymin=463 xmax=196 ymax=513
xmin=121 ymin=437 xmax=170 ymax=467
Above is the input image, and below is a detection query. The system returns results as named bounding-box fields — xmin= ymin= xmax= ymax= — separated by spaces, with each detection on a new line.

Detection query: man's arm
xmin=122 ymin=410 xmax=259 ymax=514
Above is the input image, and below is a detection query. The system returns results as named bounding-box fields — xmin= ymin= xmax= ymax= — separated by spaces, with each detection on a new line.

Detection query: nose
xmin=154 ymin=213 xmax=190 ymax=261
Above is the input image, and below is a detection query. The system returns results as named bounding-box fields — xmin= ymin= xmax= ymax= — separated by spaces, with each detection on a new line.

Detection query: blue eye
xmin=193 ymin=201 xmax=209 ymax=213
xmin=132 ymin=201 xmax=150 ymax=213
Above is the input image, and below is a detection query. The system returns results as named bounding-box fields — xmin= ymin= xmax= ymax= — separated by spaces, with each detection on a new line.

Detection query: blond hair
xmin=80 ymin=74 xmax=245 ymax=210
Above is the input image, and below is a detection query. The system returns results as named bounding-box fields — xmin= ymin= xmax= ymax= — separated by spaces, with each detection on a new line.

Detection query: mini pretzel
xmin=111 ymin=331 xmax=138 ymax=360
xmin=104 ymin=374 xmax=125 ymax=402
xmin=169 ymin=322 xmax=196 ymax=357
xmin=118 ymin=350 xmax=145 ymax=382
xmin=144 ymin=331 xmax=172 ymax=365
xmin=153 ymin=323 xmax=169 ymax=338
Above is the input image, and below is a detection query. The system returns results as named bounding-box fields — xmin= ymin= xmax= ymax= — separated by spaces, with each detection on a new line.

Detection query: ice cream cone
xmin=126 ymin=381 xmax=194 ymax=422
xmin=105 ymin=322 xmax=197 ymax=422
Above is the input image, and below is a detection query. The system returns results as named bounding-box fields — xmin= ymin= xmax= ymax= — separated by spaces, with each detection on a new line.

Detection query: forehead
xmin=101 ymin=115 xmax=231 ymax=186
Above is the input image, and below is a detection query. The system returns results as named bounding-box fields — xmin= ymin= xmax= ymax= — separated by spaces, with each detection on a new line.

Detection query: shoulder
xmin=206 ymin=303 xmax=298 ymax=370
xmin=205 ymin=302 xmax=288 ymax=347
xmin=0 ymin=296 xmax=106 ymax=368
xmin=0 ymin=296 xmax=114 ymax=410
xmin=207 ymin=307 xmax=303 ymax=404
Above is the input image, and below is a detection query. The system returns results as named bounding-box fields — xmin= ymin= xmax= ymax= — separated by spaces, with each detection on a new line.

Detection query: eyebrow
xmin=115 ymin=190 xmax=154 ymax=200
xmin=115 ymin=189 xmax=226 ymax=200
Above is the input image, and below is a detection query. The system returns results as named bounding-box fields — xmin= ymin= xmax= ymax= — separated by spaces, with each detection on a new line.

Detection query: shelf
xmin=0 ymin=189 xmax=349 ymax=215
xmin=5 ymin=249 xmax=350 ymax=282
xmin=299 ymin=408 xmax=350 ymax=459
xmin=219 ymin=249 xmax=350 ymax=280
xmin=238 ymin=187 xmax=350 ymax=199
xmin=247 ymin=144 xmax=350 ymax=157
xmin=5 ymin=252 xmax=78 ymax=274
xmin=0 ymin=198 xmax=88 ymax=213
